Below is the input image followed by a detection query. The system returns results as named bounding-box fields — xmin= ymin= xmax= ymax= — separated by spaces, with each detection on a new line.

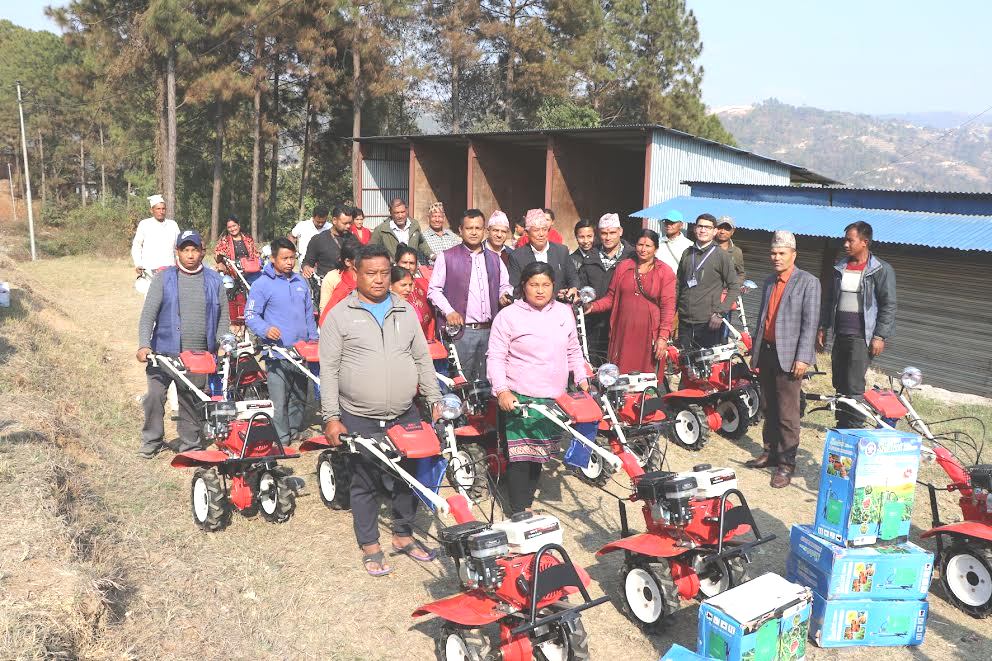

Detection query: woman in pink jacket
xmin=487 ymin=261 xmax=589 ymax=514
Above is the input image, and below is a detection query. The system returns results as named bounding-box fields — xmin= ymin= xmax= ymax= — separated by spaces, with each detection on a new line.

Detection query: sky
xmin=3 ymin=1 xmax=991 ymax=116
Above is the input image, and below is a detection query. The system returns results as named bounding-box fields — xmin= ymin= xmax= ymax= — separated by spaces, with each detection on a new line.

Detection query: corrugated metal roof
xmin=632 ymin=196 xmax=992 ymax=252
xmin=682 ymin=181 xmax=992 ymax=197
xmin=354 ymin=125 xmax=839 ymax=186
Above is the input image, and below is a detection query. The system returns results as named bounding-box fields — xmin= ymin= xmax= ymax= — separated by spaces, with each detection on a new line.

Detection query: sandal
xmin=362 ymin=550 xmax=393 ymax=577
xmin=391 ymin=539 xmax=438 ymax=563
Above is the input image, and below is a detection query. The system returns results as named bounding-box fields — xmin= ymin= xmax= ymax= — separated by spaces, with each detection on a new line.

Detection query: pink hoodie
xmin=487 ymin=299 xmax=587 ymax=398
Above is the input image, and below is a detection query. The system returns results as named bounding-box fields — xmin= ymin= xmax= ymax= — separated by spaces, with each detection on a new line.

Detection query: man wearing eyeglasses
xmin=675 ymin=213 xmax=737 ymax=349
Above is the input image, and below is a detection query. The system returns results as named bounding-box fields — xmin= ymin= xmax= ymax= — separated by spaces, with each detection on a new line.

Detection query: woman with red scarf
xmin=213 ymin=215 xmax=260 ymax=327
xmin=318 ymin=239 xmax=361 ymax=326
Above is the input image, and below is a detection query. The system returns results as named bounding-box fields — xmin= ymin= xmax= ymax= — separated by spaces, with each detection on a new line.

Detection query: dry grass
xmin=0 ymin=254 xmax=990 ymax=660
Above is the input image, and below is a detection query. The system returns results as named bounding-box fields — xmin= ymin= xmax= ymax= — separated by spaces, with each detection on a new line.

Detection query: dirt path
xmin=4 ymin=255 xmax=992 ymax=660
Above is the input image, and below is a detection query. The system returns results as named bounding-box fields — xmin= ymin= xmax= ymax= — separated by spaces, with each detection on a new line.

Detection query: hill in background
xmin=717 ymin=99 xmax=992 ymax=192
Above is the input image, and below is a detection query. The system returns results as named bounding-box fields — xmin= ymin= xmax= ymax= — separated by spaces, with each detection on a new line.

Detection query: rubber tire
xmin=716 ymin=394 xmax=750 ymax=440
xmin=533 ymin=615 xmax=590 ymax=661
xmin=668 ymin=404 xmax=709 ymax=451
xmin=446 ymin=443 xmax=489 ymax=502
xmin=618 ymin=558 xmax=681 ymax=633
xmin=572 ymin=435 xmax=613 ymax=488
xmin=694 ymin=554 xmax=751 ymax=599
xmin=940 ymin=539 xmax=992 ymax=618
xmin=317 ymin=450 xmax=352 ymax=510
xmin=740 ymin=384 xmax=763 ymax=424
xmin=257 ymin=471 xmax=296 ymax=524
xmin=436 ymin=624 xmax=491 ymax=661
xmin=190 ymin=468 xmax=232 ymax=532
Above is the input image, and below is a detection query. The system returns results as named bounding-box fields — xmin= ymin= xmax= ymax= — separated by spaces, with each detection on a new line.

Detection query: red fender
xmin=596 ymin=532 xmax=688 ymax=558
xmin=412 ymin=591 xmax=510 ymax=626
xmin=170 ymin=449 xmax=230 ymax=468
xmin=455 ymin=425 xmax=487 ymax=437
xmin=663 ymin=389 xmax=711 ymax=401
xmin=299 ymin=436 xmax=332 ymax=452
xmin=920 ymin=521 xmax=992 ymax=543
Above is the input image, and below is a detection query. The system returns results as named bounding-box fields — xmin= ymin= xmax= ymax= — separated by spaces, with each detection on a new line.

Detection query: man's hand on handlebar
xmin=135 ymin=266 xmax=144 ymax=276
xmin=136 ymin=347 xmax=151 ymax=363
xmin=497 ymin=391 xmax=519 ymax=412
xmin=558 ymin=288 xmax=578 ymax=303
xmin=323 ymin=419 xmax=346 ymax=447
xmin=266 ymin=327 xmax=282 ymax=341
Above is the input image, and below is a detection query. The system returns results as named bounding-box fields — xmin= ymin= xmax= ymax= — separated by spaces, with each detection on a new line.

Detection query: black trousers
xmin=757 ymin=342 xmax=802 ymax=469
xmin=141 ymin=362 xmax=206 ymax=453
xmin=584 ymin=312 xmax=610 ymax=364
xmin=506 ymin=461 xmax=543 ymax=515
xmin=340 ymin=406 xmax=421 ymax=547
xmin=678 ymin=321 xmax=721 ymax=350
xmin=831 ymin=334 xmax=871 ymax=427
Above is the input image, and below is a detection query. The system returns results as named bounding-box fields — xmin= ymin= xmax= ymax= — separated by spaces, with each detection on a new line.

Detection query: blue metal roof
xmin=633 ymin=196 xmax=992 ymax=252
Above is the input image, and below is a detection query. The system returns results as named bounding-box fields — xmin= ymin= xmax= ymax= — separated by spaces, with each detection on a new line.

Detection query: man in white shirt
xmin=655 ymin=209 xmax=693 ymax=274
xmin=289 ymin=205 xmax=330 ymax=268
xmin=131 ymin=194 xmax=180 ymax=276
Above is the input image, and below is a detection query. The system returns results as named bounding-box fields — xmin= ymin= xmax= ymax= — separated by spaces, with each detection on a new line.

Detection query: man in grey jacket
xmin=320 ymin=244 xmax=442 ymax=576
xmin=816 ymin=221 xmax=897 ymax=428
xmin=747 ymin=231 xmax=820 ymax=488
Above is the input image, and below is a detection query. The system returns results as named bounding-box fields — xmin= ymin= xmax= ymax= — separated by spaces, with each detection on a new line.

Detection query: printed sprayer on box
xmin=808 ymin=593 xmax=928 ymax=647
xmin=786 ymin=525 xmax=934 ymax=600
xmin=697 ymin=573 xmax=812 ymax=661
xmin=814 ymin=429 xmax=922 ymax=547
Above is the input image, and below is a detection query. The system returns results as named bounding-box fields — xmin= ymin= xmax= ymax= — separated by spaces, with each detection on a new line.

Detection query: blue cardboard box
xmin=787 ymin=525 xmax=933 ymax=600
xmin=809 ymin=592 xmax=928 ymax=647
xmin=697 ymin=573 xmax=812 ymax=661
xmin=660 ymin=643 xmax=707 ymax=660
xmin=814 ymin=429 xmax=922 ymax=547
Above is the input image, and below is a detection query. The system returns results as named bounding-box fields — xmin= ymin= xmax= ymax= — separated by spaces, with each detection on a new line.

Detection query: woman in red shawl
xmin=213 ymin=215 xmax=259 ymax=328
xmin=586 ymin=228 xmax=675 ymax=375
xmin=214 ymin=215 xmax=259 ymax=266
xmin=318 ymin=239 xmax=361 ymax=326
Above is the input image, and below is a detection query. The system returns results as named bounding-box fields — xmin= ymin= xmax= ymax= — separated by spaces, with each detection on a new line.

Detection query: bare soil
xmin=2 ymin=253 xmax=991 ymax=660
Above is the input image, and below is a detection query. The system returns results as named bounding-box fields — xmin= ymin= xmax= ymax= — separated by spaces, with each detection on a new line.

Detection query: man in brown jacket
xmin=320 ymin=244 xmax=442 ymax=576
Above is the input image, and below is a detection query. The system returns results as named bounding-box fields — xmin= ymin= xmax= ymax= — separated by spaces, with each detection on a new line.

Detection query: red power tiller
xmin=149 ymin=340 xmax=299 ymax=531
xmin=298 ymin=416 xmax=608 ymax=660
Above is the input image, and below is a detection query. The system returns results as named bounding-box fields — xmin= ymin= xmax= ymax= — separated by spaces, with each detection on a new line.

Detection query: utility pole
xmin=7 ymin=163 xmax=18 ymax=225
xmin=16 ymin=81 xmax=36 ymax=261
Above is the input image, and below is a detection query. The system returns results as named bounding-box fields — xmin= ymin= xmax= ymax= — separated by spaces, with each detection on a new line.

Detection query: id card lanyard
xmin=686 ymin=246 xmax=716 ymax=288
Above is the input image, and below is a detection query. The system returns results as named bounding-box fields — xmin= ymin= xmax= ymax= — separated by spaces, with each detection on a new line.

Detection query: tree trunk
xmin=210 ymin=101 xmax=225 ymax=242
xmin=37 ymin=130 xmax=46 ymax=216
xmin=351 ymin=25 xmax=363 ymax=207
xmin=127 ymin=179 xmax=131 ymax=211
xmin=165 ymin=47 xmax=178 ymax=216
xmin=157 ymin=69 xmax=167 ymax=193
xmin=99 ymin=126 xmax=107 ymax=206
xmin=250 ymin=36 xmax=264 ymax=240
xmin=268 ymin=57 xmax=280 ymax=227
xmin=451 ymin=59 xmax=461 ymax=132
xmin=297 ymin=99 xmax=312 ymax=221
xmin=504 ymin=1 xmax=516 ymax=124
xmin=79 ymin=138 xmax=86 ymax=206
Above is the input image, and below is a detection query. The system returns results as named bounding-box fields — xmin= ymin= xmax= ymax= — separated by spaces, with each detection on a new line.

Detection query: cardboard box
xmin=813 ymin=429 xmax=922 ymax=547
xmin=659 ymin=643 xmax=707 ymax=660
xmin=787 ymin=525 xmax=933 ymax=600
xmin=697 ymin=573 xmax=812 ymax=661
xmin=809 ymin=593 xmax=928 ymax=647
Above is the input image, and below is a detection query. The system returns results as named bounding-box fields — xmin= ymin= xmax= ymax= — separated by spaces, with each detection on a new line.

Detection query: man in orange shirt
xmin=747 ymin=231 xmax=821 ymax=488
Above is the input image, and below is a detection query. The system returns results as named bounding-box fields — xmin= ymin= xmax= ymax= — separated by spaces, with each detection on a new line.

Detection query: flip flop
xmin=362 ymin=550 xmax=393 ymax=577
xmin=391 ymin=540 xmax=438 ymax=563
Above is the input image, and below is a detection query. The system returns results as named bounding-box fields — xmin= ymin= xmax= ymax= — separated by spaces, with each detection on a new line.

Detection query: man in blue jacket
xmin=246 ymin=237 xmax=318 ymax=445
xmin=136 ymin=230 xmax=229 ymax=458
xmin=817 ymin=221 xmax=897 ymax=428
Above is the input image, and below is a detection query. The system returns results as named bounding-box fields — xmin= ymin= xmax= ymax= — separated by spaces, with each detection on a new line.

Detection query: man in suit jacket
xmin=747 ymin=230 xmax=820 ymax=488
xmin=508 ymin=208 xmax=579 ymax=299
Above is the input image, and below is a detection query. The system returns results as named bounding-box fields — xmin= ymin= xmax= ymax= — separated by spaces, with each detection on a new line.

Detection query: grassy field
xmin=1 ymin=254 xmax=991 ymax=660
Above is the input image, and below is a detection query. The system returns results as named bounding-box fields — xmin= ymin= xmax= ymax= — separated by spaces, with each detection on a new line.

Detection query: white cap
xmin=148 ymin=194 xmax=165 ymax=208
xmin=598 ymin=213 xmax=621 ymax=229
xmin=771 ymin=230 xmax=797 ymax=250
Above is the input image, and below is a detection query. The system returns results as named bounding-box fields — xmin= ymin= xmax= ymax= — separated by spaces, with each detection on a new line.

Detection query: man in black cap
xmin=136 ymin=230 xmax=230 ymax=458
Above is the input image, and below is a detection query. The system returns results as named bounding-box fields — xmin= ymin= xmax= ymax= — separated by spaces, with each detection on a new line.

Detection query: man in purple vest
xmin=428 ymin=209 xmax=513 ymax=382
xmin=136 ymin=231 xmax=229 ymax=458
